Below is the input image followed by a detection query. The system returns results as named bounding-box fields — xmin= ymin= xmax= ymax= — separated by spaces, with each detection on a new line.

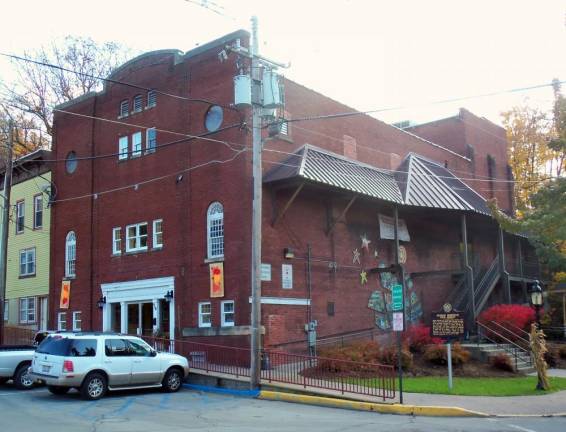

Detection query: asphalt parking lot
xmin=1 ymin=382 xmax=566 ymax=432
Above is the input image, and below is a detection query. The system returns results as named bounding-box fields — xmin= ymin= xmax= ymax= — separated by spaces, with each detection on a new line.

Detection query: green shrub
xmin=424 ymin=343 xmax=470 ymax=366
xmin=491 ymin=353 xmax=514 ymax=372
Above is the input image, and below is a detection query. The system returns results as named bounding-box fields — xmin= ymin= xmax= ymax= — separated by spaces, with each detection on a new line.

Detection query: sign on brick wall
xmin=282 ymin=264 xmax=293 ymax=289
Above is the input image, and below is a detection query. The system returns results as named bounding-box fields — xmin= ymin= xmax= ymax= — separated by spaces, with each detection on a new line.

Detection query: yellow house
xmin=1 ymin=151 xmax=51 ymax=331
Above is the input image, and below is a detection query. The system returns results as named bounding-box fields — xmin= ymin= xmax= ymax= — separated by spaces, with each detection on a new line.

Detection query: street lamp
xmin=530 ymin=280 xmax=543 ymax=328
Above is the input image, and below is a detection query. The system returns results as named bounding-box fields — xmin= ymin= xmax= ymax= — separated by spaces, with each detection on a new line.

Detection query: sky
xmin=0 ymin=0 xmax=565 ymax=127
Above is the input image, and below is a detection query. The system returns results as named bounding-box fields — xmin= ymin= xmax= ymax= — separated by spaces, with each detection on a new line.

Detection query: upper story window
xmin=19 ymin=248 xmax=36 ymax=277
xmin=147 ymin=90 xmax=157 ymax=108
xmin=126 ymin=222 xmax=148 ymax=253
xmin=132 ymin=132 xmax=142 ymax=157
xmin=146 ymin=128 xmax=156 ymax=153
xmin=119 ymin=100 xmax=129 ymax=117
xmin=33 ymin=195 xmax=43 ymax=229
xmin=57 ymin=312 xmax=66 ymax=331
xmin=112 ymin=227 xmax=122 ymax=255
xmin=198 ymin=302 xmax=212 ymax=328
xmin=207 ymin=202 xmax=224 ymax=259
xmin=72 ymin=311 xmax=82 ymax=331
xmin=221 ymin=300 xmax=235 ymax=327
xmin=133 ymin=95 xmax=143 ymax=113
xmin=153 ymin=219 xmax=163 ymax=249
xmin=118 ymin=136 xmax=128 ymax=160
xmin=65 ymin=231 xmax=76 ymax=278
xmin=16 ymin=200 xmax=25 ymax=234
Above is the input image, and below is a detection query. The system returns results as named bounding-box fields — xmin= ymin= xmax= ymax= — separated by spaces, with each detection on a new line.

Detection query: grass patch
xmin=397 ymin=376 xmax=566 ymax=396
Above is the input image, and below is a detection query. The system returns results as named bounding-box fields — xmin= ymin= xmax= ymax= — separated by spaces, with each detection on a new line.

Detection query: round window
xmin=65 ymin=151 xmax=78 ymax=174
xmin=204 ymin=105 xmax=224 ymax=132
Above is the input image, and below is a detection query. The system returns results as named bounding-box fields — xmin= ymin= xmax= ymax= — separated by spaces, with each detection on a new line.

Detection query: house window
xmin=19 ymin=297 xmax=36 ymax=324
xmin=57 ymin=312 xmax=66 ymax=331
xmin=19 ymin=248 xmax=36 ymax=277
xmin=126 ymin=222 xmax=148 ymax=252
xmin=146 ymin=128 xmax=156 ymax=153
xmin=147 ymin=90 xmax=156 ymax=108
xmin=133 ymin=95 xmax=143 ymax=113
xmin=132 ymin=132 xmax=142 ymax=157
xmin=72 ymin=311 xmax=82 ymax=331
xmin=112 ymin=227 xmax=122 ymax=255
xmin=16 ymin=200 xmax=24 ymax=234
xmin=33 ymin=195 xmax=43 ymax=229
xmin=118 ymin=136 xmax=128 ymax=160
xmin=153 ymin=219 xmax=163 ymax=249
xmin=221 ymin=301 xmax=235 ymax=327
xmin=279 ymin=118 xmax=289 ymax=135
xmin=207 ymin=202 xmax=224 ymax=259
xmin=119 ymin=100 xmax=129 ymax=117
xmin=198 ymin=302 xmax=212 ymax=328
xmin=4 ymin=300 xmax=8 ymax=321
xmin=65 ymin=231 xmax=76 ymax=278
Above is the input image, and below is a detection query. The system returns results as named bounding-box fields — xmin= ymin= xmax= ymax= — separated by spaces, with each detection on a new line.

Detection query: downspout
xmin=89 ymin=97 xmax=98 ymax=330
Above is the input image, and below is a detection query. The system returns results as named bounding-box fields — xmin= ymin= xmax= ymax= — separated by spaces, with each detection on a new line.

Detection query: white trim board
xmin=248 ymin=296 xmax=310 ymax=306
xmin=101 ymin=276 xmax=174 ymax=303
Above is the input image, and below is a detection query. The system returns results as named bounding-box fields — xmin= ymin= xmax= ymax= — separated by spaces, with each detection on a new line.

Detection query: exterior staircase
xmin=462 ymin=343 xmax=535 ymax=374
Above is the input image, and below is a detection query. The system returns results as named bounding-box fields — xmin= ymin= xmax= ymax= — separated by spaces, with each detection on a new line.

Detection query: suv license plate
xmin=42 ymin=365 xmax=50 ymax=373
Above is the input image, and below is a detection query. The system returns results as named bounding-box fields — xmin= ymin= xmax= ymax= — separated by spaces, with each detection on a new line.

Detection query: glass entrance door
xmin=127 ymin=302 xmax=154 ymax=336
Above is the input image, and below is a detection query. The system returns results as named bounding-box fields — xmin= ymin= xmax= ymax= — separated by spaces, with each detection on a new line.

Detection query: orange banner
xmin=60 ymin=280 xmax=71 ymax=309
xmin=209 ymin=262 xmax=224 ymax=298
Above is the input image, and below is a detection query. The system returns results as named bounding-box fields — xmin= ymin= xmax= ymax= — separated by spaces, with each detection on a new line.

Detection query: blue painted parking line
xmin=183 ymin=383 xmax=260 ymax=398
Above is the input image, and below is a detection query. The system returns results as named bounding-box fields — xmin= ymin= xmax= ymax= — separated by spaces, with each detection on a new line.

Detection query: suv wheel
xmin=48 ymin=385 xmax=70 ymax=395
xmin=162 ymin=368 xmax=182 ymax=393
xmin=14 ymin=365 xmax=34 ymax=390
xmin=80 ymin=372 xmax=107 ymax=401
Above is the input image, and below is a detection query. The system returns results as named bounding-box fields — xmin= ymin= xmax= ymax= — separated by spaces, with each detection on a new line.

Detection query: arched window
xmin=207 ymin=202 xmax=224 ymax=259
xmin=65 ymin=231 xmax=76 ymax=278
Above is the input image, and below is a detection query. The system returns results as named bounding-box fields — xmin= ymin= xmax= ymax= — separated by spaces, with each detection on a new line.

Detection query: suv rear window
xmin=36 ymin=337 xmax=97 ymax=357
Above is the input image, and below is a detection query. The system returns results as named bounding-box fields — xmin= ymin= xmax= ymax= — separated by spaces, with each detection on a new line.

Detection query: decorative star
xmin=352 ymin=248 xmax=361 ymax=265
xmin=360 ymin=270 xmax=368 ymax=285
xmin=360 ymin=234 xmax=371 ymax=251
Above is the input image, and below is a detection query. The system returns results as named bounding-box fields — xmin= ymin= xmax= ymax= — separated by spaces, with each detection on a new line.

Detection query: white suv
xmin=29 ymin=333 xmax=189 ymax=400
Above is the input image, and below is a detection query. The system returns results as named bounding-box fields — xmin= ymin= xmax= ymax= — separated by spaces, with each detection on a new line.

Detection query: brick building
xmin=48 ymin=30 xmax=539 ymax=349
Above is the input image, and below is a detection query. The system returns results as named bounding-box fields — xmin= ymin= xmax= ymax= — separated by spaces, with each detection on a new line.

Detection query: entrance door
xmin=127 ymin=303 xmax=154 ymax=336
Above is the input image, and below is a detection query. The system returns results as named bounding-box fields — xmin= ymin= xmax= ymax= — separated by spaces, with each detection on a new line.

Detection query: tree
xmin=1 ymin=36 xmax=129 ymax=146
xmin=549 ymin=79 xmax=566 ymax=177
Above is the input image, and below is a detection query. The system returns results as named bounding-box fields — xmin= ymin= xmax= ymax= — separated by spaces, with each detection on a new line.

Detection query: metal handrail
xmin=501 ymin=320 xmax=530 ymax=340
xmin=481 ymin=320 xmax=530 ymax=351
xmin=476 ymin=321 xmax=532 ymax=370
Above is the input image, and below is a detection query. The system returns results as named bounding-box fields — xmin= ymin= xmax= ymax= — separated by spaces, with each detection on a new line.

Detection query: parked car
xmin=0 ymin=344 xmax=36 ymax=389
xmin=29 ymin=333 xmax=189 ymax=400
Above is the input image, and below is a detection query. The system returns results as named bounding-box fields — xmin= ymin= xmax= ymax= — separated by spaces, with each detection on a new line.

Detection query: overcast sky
xmin=1 ymin=0 xmax=565 ymax=126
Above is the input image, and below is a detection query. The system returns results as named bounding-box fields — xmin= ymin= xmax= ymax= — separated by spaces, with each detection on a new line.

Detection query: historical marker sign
xmin=431 ymin=303 xmax=465 ymax=339
xmin=391 ymin=284 xmax=403 ymax=311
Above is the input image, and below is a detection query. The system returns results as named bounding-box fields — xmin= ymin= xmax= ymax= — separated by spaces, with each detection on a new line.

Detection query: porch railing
xmin=140 ymin=335 xmax=396 ymax=401
xmin=1 ymin=326 xmax=36 ymax=346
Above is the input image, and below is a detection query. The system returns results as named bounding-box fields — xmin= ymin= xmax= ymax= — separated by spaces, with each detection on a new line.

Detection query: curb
xmin=258 ymin=390 xmax=489 ymax=417
xmin=183 ymin=383 xmax=260 ymax=398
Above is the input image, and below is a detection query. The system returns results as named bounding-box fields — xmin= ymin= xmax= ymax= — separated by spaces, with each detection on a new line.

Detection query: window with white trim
xmin=16 ymin=200 xmax=24 ymax=234
xmin=153 ymin=219 xmax=163 ymax=249
xmin=132 ymin=132 xmax=142 ymax=157
xmin=147 ymin=90 xmax=156 ymax=108
xmin=198 ymin=302 xmax=211 ymax=328
xmin=126 ymin=222 xmax=148 ymax=252
xmin=146 ymin=128 xmax=156 ymax=153
xmin=221 ymin=300 xmax=235 ymax=327
xmin=112 ymin=227 xmax=122 ymax=255
xmin=4 ymin=300 xmax=9 ymax=321
xmin=72 ymin=311 xmax=82 ymax=331
xmin=118 ymin=136 xmax=128 ymax=160
xmin=119 ymin=100 xmax=129 ymax=117
xmin=207 ymin=202 xmax=224 ymax=259
xmin=19 ymin=248 xmax=36 ymax=276
xmin=33 ymin=195 xmax=43 ymax=229
xmin=57 ymin=312 xmax=66 ymax=331
xmin=65 ymin=231 xmax=76 ymax=278
xmin=133 ymin=95 xmax=143 ymax=113
xmin=19 ymin=297 xmax=36 ymax=324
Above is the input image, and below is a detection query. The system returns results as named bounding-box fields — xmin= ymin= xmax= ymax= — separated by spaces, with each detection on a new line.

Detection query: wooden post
xmin=498 ymin=226 xmax=511 ymax=303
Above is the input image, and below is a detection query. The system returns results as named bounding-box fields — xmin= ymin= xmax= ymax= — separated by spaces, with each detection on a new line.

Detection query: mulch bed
xmin=408 ymin=352 xmax=519 ymax=378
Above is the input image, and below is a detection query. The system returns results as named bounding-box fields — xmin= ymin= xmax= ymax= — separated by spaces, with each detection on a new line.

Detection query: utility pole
xmin=0 ymin=121 xmax=14 ymax=345
xmin=249 ymin=15 xmax=262 ymax=389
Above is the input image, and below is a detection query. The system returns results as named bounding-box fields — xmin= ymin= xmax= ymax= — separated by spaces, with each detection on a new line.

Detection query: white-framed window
xmin=57 ymin=312 xmax=67 ymax=331
xmin=16 ymin=200 xmax=25 ymax=234
xmin=119 ymin=99 xmax=129 ymax=117
xmin=132 ymin=132 xmax=142 ymax=157
xmin=198 ymin=302 xmax=212 ymax=328
xmin=19 ymin=297 xmax=36 ymax=324
xmin=72 ymin=311 xmax=82 ymax=331
xmin=147 ymin=90 xmax=156 ymax=108
xmin=279 ymin=119 xmax=289 ymax=135
xmin=112 ymin=227 xmax=122 ymax=255
xmin=65 ymin=231 xmax=76 ymax=278
xmin=126 ymin=222 xmax=148 ymax=252
xmin=33 ymin=195 xmax=43 ymax=229
xmin=118 ymin=136 xmax=128 ymax=160
xmin=221 ymin=300 xmax=235 ymax=327
xmin=3 ymin=300 xmax=8 ymax=321
xmin=146 ymin=128 xmax=156 ymax=153
xmin=207 ymin=202 xmax=224 ymax=259
xmin=19 ymin=248 xmax=36 ymax=276
xmin=152 ymin=219 xmax=163 ymax=249
xmin=133 ymin=94 xmax=143 ymax=113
